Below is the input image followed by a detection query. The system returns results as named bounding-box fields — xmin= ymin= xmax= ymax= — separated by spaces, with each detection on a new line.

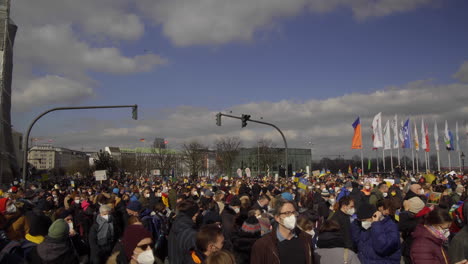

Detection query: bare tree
xmin=251 ymin=138 xmax=280 ymax=176
xmin=182 ymin=141 xmax=208 ymax=179
xmin=65 ymin=159 xmax=90 ymax=176
xmin=215 ymin=137 xmax=241 ymax=177
xmin=150 ymin=147 xmax=177 ymax=176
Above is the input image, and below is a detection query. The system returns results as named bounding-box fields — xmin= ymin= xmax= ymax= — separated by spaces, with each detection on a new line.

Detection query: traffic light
xmin=216 ymin=113 xmax=222 ymax=126
xmin=241 ymin=114 xmax=250 ymax=128
xmin=132 ymin=105 xmax=138 ymax=120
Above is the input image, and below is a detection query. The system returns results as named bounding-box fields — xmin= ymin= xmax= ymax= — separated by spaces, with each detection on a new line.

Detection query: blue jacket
xmin=351 ymin=216 xmax=401 ymax=264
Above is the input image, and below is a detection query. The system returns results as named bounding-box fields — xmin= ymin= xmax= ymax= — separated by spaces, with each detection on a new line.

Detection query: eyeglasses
xmin=279 ymin=211 xmax=299 ymax=217
xmin=137 ymin=243 xmax=152 ymax=251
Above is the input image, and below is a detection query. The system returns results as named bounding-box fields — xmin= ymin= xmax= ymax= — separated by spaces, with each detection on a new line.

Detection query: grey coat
xmin=315 ymin=247 xmax=361 ymax=264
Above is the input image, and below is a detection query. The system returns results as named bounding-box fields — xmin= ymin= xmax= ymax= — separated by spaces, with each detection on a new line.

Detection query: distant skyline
xmin=10 ymin=0 xmax=468 ymax=166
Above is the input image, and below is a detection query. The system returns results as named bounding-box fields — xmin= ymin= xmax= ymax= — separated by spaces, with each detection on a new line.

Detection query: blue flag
xmin=403 ymin=119 xmax=412 ymax=149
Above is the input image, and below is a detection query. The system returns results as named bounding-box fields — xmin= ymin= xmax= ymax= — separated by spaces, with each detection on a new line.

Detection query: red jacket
xmin=410 ymin=225 xmax=449 ymax=264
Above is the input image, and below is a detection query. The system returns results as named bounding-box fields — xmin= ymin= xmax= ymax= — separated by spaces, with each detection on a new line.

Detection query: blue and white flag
xmin=403 ymin=119 xmax=412 ymax=149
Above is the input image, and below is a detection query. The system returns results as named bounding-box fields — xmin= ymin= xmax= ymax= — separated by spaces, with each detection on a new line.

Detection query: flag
xmin=298 ymin=178 xmax=308 ymax=190
xmin=348 ymin=165 xmax=352 ymax=174
xmin=372 ymin=112 xmax=383 ymax=148
xmin=413 ymin=122 xmax=419 ymax=151
xmin=399 ymin=121 xmax=405 ymax=148
xmin=421 ymin=119 xmax=430 ymax=152
xmin=140 ymin=138 xmax=145 ymax=142
xmin=445 ymin=121 xmax=454 ymax=150
xmin=456 ymin=122 xmax=460 ymax=151
xmin=368 ymin=159 xmax=371 ymax=170
xmin=434 ymin=121 xmax=439 ymax=151
xmin=383 ymin=120 xmax=391 ymax=150
xmin=392 ymin=115 xmax=399 ymax=149
xmin=402 ymin=119 xmax=412 ymax=148
xmin=351 ymin=117 xmax=362 ymax=149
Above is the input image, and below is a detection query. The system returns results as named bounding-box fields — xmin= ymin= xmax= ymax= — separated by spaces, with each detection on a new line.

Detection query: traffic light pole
xmin=22 ymin=105 xmax=138 ymax=187
xmin=217 ymin=113 xmax=288 ymax=175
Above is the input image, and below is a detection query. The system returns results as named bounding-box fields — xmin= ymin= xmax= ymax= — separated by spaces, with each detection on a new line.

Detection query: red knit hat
xmin=0 ymin=198 xmax=9 ymax=214
xmin=122 ymin=224 xmax=153 ymax=261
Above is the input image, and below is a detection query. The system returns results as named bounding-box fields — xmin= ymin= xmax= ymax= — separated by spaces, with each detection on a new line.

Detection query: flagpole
xmin=398 ymin=147 xmax=401 ymax=167
xmin=382 ymin=149 xmax=386 ymax=172
xmin=437 ymin=150 xmax=441 ymax=172
xmin=459 ymin=150 xmax=462 ymax=173
xmin=411 ymin=147 xmax=415 ymax=174
xmin=376 ymin=149 xmax=379 ymax=173
xmin=424 ymin=152 xmax=428 ymax=173
xmin=360 ymin=148 xmax=364 ymax=176
xmin=390 ymin=147 xmax=394 ymax=172
xmin=404 ymin=148 xmax=407 ymax=172
xmin=448 ymin=151 xmax=452 ymax=170
xmin=416 ymin=151 xmax=419 ymax=173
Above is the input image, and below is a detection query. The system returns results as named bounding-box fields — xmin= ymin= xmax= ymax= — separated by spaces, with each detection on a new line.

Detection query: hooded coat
xmin=448 ymin=201 xmax=468 ymax=263
xmin=167 ymin=212 xmax=197 ymax=264
xmin=410 ymin=224 xmax=449 ymax=264
xmin=351 ymin=216 xmax=401 ymax=264
xmin=29 ymin=237 xmax=79 ymax=264
xmin=315 ymin=231 xmax=361 ymax=264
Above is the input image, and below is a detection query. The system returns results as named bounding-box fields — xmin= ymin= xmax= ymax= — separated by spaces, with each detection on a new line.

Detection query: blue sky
xmin=10 ymin=0 xmax=468 ymax=165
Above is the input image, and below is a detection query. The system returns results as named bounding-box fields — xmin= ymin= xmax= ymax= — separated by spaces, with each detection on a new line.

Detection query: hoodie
xmin=168 ymin=213 xmax=197 ymax=264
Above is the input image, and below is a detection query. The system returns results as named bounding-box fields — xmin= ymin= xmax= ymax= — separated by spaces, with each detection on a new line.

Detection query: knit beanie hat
xmin=113 ymin=188 xmax=119 ymax=194
xmin=321 ymin=189 xmax=330 ymax=197
xmin=357 ymin=203 xmax=377 ymax=220
xmin=241 ymin=216 xmax=261 ymax=234
xmin=26 ymin=210 xmax=51 ymax=237
xmin=127 ymin=201 xmax=142 ymax=213
xmin=407 ymin=197 xmax=425 ymax=214
xmin=229 ymin=196 xmax=241 ymax=207
xmin=281 ymin=192 xmax=293 ymax=201
xmin=48 ymin=219 xmax=69 ymax=239
xmin=122 ymin=224 xmax=153 ymax=261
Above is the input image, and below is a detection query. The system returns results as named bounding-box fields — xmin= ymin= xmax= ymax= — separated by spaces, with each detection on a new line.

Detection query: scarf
xmin=96 ymin=215 xmax=114 ymax=246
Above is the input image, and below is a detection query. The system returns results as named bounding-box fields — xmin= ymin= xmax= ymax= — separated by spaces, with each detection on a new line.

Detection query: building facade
xmin=28 ymin=145 xmax=88 ymax=170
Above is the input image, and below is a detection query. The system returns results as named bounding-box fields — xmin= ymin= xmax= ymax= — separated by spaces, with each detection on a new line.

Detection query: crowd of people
xmin=0 ymin=170 xmax=467 ymax=264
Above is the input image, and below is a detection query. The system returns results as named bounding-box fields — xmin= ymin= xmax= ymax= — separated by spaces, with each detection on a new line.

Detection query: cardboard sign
xmin=237 ymin=168 xmax=242 ymax=178
xmin=245 ymin=168 xmax=251 ymax=177
xmin=428 ymin=192 xmax=442 ymax=204
xmin=94 ymin=170 xmax=107 ymax=181
xmin=312 ymin=170 xmax=320 ymax=177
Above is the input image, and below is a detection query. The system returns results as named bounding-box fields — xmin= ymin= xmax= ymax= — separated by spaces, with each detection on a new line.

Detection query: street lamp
xmin=461 ymin=152 xmax=465 ymax=173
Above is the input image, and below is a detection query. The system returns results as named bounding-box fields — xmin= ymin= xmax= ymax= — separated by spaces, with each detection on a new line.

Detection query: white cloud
xmin=12 ymin=75 xmax=94 ymax=111
xmin=39 ymin=79 xmax=468 ymax=166
xmin=453 ymin=60 xmax=468 ymax=83
xmin=137 ymin=0 xmax=436 ymax=46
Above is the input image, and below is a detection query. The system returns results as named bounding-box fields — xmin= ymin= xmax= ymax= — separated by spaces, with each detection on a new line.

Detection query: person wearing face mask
xmin=369 ymin=183 xmax=389 ymax=207
xmin=361 ymin=183 xmax=372 ymax=203
xmin=0 ymin=197 xmax=29 ymax=241
xmin=251 ymin=198 xmax=314 ymax=264
xmin=107 ymin=224 xmax=155 ymax=264
xmin=351 ymin=203 xmax=401 ymax=264
xmin=410 ymin=207 xmax=452 ymax=264
xmin=405 ymin=184 xmax=426 ymax=202
xmin=89 ymin=205 xmax=116 ymax=264
xmin=187 ymin=224 xmax=225 ymax=264
xmin=221 ymin=196 xmax=241 ymax=251
xmin=315 ymin=220 xmax=361 ymax=264
xmin=330 ymin=196 xmax=356 ymax=251
xmin=449 ymin=202 xmax=468 ymax=264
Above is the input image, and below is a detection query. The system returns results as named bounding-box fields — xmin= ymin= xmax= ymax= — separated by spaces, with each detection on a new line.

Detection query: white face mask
xmin=233 ymin=207 xmax=240 ymax=214
xmin=346 ymin=208 xmax=355 ymax=216
xmin=68 ymin=222 xmax=74 ymax=230
xmin=282 ymin=215 xmax=296 ymax=230
xmin=362 ymin=221 xmax=372 ymax=230
xmin=6 ymin=204 xmax=16 ymax=214
xmin=383 ymin=192 xmax=388 ymax=198
xmin=144 ymin=193 xmax=150 ymax=198
xmin=74 ymin=199 xmax=80 ymax=204
xmin=102 ymin=214 xmax=109 ymax=221
xmin=329 ymin=199 xmax=336 ymax=205
xmin=365 ymin=186 xmax=371 ymax=190
xmin=306 ymin=229 xmax=315 ymax=237
xmin=136 ymin=249 xmax=155 ymax=264
xmin=442 ymin=228 xmax=450 ymax=238
xmin=419 ymin=189 xmax=425 ymax=195
xmin=156 ymin=193 xmax=162 ymax=197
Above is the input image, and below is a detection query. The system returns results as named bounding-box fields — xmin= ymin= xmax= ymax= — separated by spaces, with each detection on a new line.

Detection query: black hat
xmin=229 ymin=196 xmax=241 ymax=207
xmin=357 ymin=203 xmax=377 ymax=220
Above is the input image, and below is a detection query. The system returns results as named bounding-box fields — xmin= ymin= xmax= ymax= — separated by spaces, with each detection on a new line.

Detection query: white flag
xmin=392 ymin=115 xmax=399 ymax=149
xmin=444 ymin=120 xmax=453 ymax=150
xmin=414 ymin=121 xmax=420 ymax=151
xmin=434 ymin=121 xmax=439 ymax=151
xmin=399 ymin=121 xmax=405 ymax=148
xmin=421 ymin=119 xmax=427 ymax=151
xmin=383 ymin=120 xmax=391 ymax=150
xmin=372 ymin=112 xmax=383 ymax=148
xmin=456 ymin=122 xmax=460 ymax=151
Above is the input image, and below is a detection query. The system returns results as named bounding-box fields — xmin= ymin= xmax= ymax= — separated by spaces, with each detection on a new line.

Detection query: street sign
xmin=94 ymin=170 xmax=107 ymax=181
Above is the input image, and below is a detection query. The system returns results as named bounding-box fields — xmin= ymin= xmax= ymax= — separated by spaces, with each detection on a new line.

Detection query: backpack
xmin=141 ymin=212 xmax=168 ymax=250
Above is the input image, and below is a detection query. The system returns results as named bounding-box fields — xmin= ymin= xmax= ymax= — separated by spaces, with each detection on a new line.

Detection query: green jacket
xmin=369 ymin=189 xmax=384 ymax=207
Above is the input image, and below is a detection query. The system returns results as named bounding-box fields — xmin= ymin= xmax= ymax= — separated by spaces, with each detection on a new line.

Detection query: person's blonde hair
xmin=205 ymin=249 xmax=236 ymax=264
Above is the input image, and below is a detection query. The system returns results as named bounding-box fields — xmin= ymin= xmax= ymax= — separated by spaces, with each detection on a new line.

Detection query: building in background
xmin=28 ymin=145 xmax=87 ymax=171
xmin=153 ymin=138 xmax=167 ymax=149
